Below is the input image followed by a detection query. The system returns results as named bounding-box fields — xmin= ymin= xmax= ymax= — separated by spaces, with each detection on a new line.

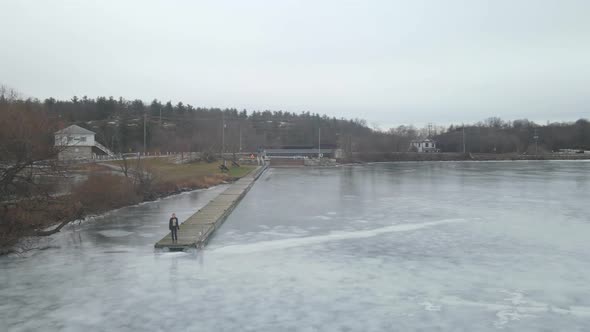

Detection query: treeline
xmin=7 ymin=93 xmax=411 ymax=157
xmin=436 ymin=117 xmax=590 ymax=153
xmin=1 ymin=87 xmax=589 ymax=157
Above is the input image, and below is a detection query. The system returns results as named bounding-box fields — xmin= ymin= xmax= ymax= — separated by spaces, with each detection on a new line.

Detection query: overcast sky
xmin=1 ymin=0 xmax=588 ymax=128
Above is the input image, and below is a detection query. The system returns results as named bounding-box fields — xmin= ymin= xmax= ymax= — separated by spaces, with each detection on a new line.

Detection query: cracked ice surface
xmin=1 ymin=161 xmax=590 ymax=331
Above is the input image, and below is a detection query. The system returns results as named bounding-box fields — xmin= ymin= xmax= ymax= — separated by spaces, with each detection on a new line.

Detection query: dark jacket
xmin=169 ymin=217 xmax=180 ymax=230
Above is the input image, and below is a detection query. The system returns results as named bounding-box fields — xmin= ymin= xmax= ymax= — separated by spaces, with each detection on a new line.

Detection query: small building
xmin=410 ymin=138 xmax=438 ymax=153
xmin=264 ymin=147 xmax=335 ymax=159
xmin=54 ymin=125 xmax=113 ymax=160
xmin=263 ymin=146 xmax=336 ymax=167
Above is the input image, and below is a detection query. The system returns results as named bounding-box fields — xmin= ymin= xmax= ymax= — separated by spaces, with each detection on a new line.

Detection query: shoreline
xmin=0 ymin=174 xmax=245 ymax=256
xmin=66 ymin=183 xmax=229 ymax=229
xmin=342 ymin=152 xmax=590 ymax=163
xmin=362 ymin=158 xmax=590 ymax=164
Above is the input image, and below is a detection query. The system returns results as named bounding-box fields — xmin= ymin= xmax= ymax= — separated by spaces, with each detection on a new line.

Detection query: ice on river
xmin=97 ymin=230 xmax=134 ymax=238
xmin=1 ymin=161 xmax=590 ymax=331
xmin=211 ymin=218 xmax=469 ymax=254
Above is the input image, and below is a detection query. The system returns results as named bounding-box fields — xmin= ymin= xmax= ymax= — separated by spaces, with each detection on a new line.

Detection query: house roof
xmin=55 ymin=125 xmax=95 ymax=135
xmin=411 ymin=138 xmax=435 ymax=143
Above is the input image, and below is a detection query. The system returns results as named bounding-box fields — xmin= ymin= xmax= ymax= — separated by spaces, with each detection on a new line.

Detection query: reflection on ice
xmin=156 ymin=251 xmax=189 ymax=258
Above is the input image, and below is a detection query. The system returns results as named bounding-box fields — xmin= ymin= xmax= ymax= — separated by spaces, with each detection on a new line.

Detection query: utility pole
xmin=221 ymin=112 xmax=226 ymax=165
xmin=143 ymin=112 xmax=147 ymax=154
xmin=462 ymin=125 xmax=466 ymax=154
xmin=239 ymin=123 xmax=242 ymax=152
xmin=534 ymin=128 xmax=539 ymax=154
xmin=159 ymin=107 xmax=162 ymax=127
xmin=318 ymin=127 xmax=321 ymax=159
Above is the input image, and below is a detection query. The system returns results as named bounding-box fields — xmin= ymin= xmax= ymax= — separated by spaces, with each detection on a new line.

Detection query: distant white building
xmin=410 ymin=138 xmax=438 ymax=153
xmin=54 ymin=125 xmax=113 ymax=160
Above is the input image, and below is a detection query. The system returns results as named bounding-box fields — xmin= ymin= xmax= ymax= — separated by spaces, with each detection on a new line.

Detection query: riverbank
xmin=0 ymin=159 xmax=256 ymax=254
xmin=102 ymin=158 xmax=254 ymax=198
xmin=345 ymin=152 xmax=590 ymax=163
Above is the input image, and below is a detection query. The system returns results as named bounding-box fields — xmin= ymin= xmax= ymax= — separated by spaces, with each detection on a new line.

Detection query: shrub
xmin=73 ymin=174 xmax=141 ymax=213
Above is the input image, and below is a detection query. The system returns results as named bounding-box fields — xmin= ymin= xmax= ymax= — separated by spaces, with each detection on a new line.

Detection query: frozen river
xmin=1 ymin=161 xmax=590 ymax=331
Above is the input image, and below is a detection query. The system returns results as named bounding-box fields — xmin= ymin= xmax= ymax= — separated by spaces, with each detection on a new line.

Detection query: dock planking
xmin=154 ymin=165 xmax=267 ymax=250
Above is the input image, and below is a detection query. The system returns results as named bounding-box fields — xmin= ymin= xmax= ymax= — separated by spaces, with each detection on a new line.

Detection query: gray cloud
xmin=1 ymin=0 xmax=588 ymax=128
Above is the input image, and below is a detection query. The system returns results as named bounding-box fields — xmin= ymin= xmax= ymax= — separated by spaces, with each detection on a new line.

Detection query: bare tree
xmin=0 ymin=97 xmax=77 ymax=250
xmin=119 ymin=153 xmax=132 ymax=178
xmin=0 ymin=84 xmax=21 ymax=103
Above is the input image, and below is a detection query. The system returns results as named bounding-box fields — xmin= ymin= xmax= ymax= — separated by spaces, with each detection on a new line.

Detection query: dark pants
xmin=171 ymin=228 xmax=178 ymax=242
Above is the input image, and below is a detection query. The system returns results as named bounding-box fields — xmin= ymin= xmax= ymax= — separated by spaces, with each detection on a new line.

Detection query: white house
xmin=410 ymin=138 xmax=438 ymax=153
xmin=54 ymin=125 xmax=113 ymax=160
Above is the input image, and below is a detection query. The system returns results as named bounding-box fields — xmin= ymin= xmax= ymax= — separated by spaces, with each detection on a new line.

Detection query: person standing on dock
xmin=169 ymin=213 xmax=180 ymax=243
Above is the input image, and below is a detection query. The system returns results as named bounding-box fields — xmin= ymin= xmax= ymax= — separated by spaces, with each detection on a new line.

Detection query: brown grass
xmin=68 ymin=162 xmax=112 ymax=173
xmin=1 ymin=159 xmax=256 ymax=251
xmin=107 ymin=157 xmax=255 ymax=194
xmin=73 ymin=174 xmax=141 ymax=212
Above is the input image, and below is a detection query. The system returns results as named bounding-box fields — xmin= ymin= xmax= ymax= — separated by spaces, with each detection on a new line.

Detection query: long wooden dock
xmin=154 ymin=165 xmax=267 ymax=250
